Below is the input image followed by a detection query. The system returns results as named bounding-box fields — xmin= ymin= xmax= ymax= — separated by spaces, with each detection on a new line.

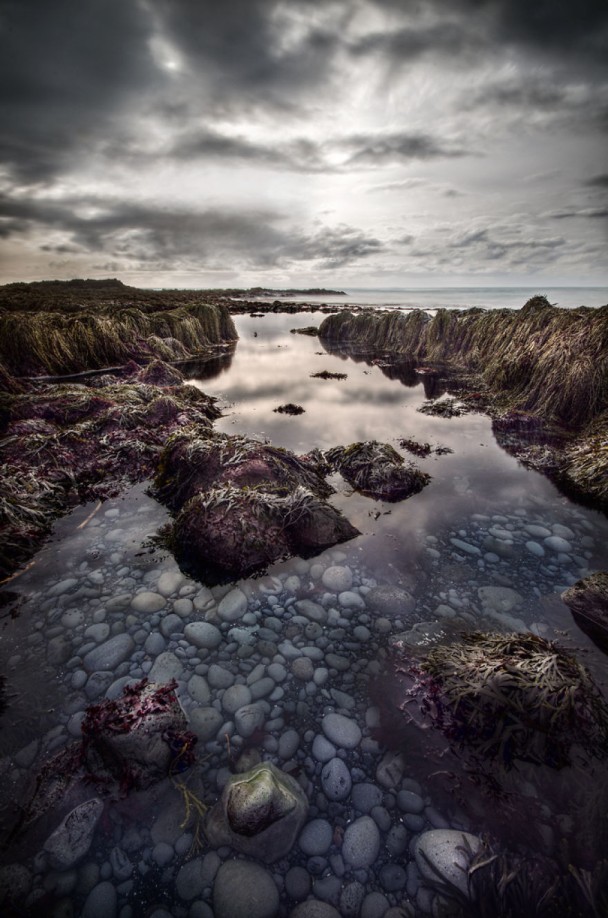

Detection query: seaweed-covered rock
xmin=562 ymin=571 xmax=608 ymax=655
xmin=81 ymin=679 xmax=196 ymax=792
xmin=171 ymin=484 xmax=358 ymax=582
xmin=204 ymin=762 xmax=308 ymax=862
xmin=136 ymin=359 xmax=185 ymax=387
xmin=155 ymin=431 xmax=359 ymax=580
xmin=325 ymin=441 xmax=430 ymax=502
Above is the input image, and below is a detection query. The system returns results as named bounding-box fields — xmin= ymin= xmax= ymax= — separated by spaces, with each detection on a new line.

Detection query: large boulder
xmin=562 ymin=571 xmax=608 ymax=655
xmin=325 ymin=441 xmax=430 ymax=502
xmin=155 ymin=432 xmax=359 ymax=582
xmin=204 ymin=762 xmax=309 ymax=862
xmin=81 ymin=679 xmax=196 ymax=791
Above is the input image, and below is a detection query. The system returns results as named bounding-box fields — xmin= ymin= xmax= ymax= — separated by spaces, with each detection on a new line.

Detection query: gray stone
xmin=173 ymin=597 xmax=193 ymax=617
xmin=84 ymin=623 xmax=110 ymax=643
xmin=321 ymin=713 xmax=361 ymax=749
xmin=397 ymin=790 xmax=424 ymax=814
xmin=449 ymin=539 xmax=481 ymax=556
xmin=295 ymin=599 xmax=327 ymax=623
xmin=292 ymin=657 xmax=314 ymax=681
xmin=82 ymin=880 xmax=117 ymax=918
xmin=218 ymin=588 xmax=248 ymax=622
xmin=213 ymin=860 xmax=279 ymax=918
xmin=144 ymin=633 xmax=166 ymax=656
xmin=208 ymin=664 xmax=235 ymax=688
xmin=152 ymin=843 xmax=174 ymax=867
xmin=109 ymin=846 xmax=131 ymax=881
xmin=322 ymin=565 xmax=353 ymax=592
xmin=48 ymin=636 xmax=73 ymax=665
xmin=184 ymin=621 xmax=222 ymax=650
xmin=176 ymin=858 xmax=205 ymax=900
xmin=222 ymin=683 xmax=252 ymax=714
xmin=204 ymin=762 xmax=308 ymax=862
xmin=544 ymin=535 xmax=572 ymax=553
xmin=525 ymin=524 xmax=551 ymax=538
xmin=525 ymin=541 xmax=545 ymax=558
xmin=188 ymin=674 xmax=211 ymax=704
xmin=339 ymin=590 xmax=365 ymax=609
xmin=299 ymin=818 xmax=334 ymax=856
xmin=379 ymin=863 xmax=407 ymax=891
xmin=285 ymin=865 xmax=311 ymax=900
xmin=361 ymin=892 xmax=390 ymax=918
xmin=415 ymin=829 xmax=482 ymax=898
xmin=131 ymin=591 xmax=166 ymax=613
xmin=148 ymin=651 xmax=183 ymax=683
xmin=83 ymin=634 xmax=135 ymax=674
xmin=342 ymin=816 xmax=380 ymax=868
xmin=365 ymin=584 xmax=416 ymax=617
xmin=235 ymin=703 xmax=265 ymax=738
xmin=188 ymin=707 xmax=223 ymax=742
xmin=477 ymin=586 xmax=523 ymax=614
xmin=289 ymin=904 xmax=341 ymax=918
xmin=160 ymin=613 xmax=183 ymax=637
xmin=85 ymin=671 xmax=114 ymax=699
xmin=157 ymin=571 xmax=185 ymax=596
xmin=44 ymin=799 xmax=103 ymax=870
xmin=278 ymin=728 xmax=300 ymax=760
xmin=351 ymin=783 xmax=383 ymax=813
xmin=312 ymin=734 xmax=337 ymax=763
xmin=321 ymin=757 xmax=352 ymax=801
xmin=0 ymin=864 xmax=32 ymax=907
xmin=340 ymin=881 xmax=366 ymax=918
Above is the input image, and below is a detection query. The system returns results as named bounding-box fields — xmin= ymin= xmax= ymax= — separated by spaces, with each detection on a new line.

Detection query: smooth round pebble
xmin=184 ymin=622 xmax=222 ymax=650
xmin=130 ymin=592 xmax=166 ymax=613
xmin=322 ymin=566 xmax=353 ymax=592
xmin=321 ymin=757 xmax=352 ymax=801
xmin=213 ymin=859 xmax=279 ymax=918
xmin=342 ymin=816 xmax=380 ymax=868
xmin=299 ymin=819 xmax=334 ymax=856
xmin=321 ymin=713 xmax=361 ymax=750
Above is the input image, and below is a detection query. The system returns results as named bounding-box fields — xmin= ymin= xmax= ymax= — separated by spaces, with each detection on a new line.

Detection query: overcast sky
xmin=1 ymin=0 xmax=607 ymax=289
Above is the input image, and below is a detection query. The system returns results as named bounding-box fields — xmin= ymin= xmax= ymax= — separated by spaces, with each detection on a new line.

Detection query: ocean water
xmin=252 ymin=285 xmax=608 ymax=311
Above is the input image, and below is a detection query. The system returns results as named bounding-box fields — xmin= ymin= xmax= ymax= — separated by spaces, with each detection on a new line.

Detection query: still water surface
xmin=1 ymin=311 xmax=607 ymax=915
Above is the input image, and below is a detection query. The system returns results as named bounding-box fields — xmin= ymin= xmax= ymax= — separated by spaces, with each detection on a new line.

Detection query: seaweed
xmin=326 ymin=440 xmax=431 ymax=501
xmin=274 ymin=403 xmax=305 ymax=415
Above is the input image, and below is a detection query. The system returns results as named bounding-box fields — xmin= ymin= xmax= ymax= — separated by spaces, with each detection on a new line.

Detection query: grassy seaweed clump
xmin=416 ymin=632 xmax=608 ymax=770
xmin=326 ymin=440 xmax=431 ymax=501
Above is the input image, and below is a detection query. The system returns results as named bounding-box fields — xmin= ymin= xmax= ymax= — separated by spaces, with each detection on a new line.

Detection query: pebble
xmin=208 ymin=664 xmax=235 ymax=688
xmin=217 ymin=588 xmax=248 ymax=622
xmin=525 ymin=541 xmax=545 ymax=557
xmin=189 ymin=707 xmax=223 ymax=741
xmin=397 ymin=789 xmax=424 ymax=814
xmin=148 ymin=651 xmax=183 ymax=682
xmin=285 ymin=865 xmax=311 ymax=900
xmin=213 ymin=859 xmax=279 ymax=918
xmin=222 ymin=684 xmax=252 ymax=714
xmin=176 ymin=858 xmax=205 ymax=900
xmin=312 ymin=734 xmax=337 ymax=763
xmin=130 ymin=591 xmax=166 ymax=613
xmin=82 ymin=634 xmax=135 ymax=673
xmin=157 ymin=571 xmax=185 ymax=596
xmin=188 ymin=674 xmax=211 ymax=704
xmin=82 ymin=880 xmax=117 ymax=918
xmin=290 ymin=903 xmax=341 ymax=918
xmin=415 ymin=829 xmax=482 ymax=898
xmin=321 ymin=713 xmax=362 ymax=750
xmin=299 ymin=819 xmax=334 ymax=856
xmin=544 ymin=535 xmax=572 ymax=553
xmin=361 ymin=892 xmax=390 ymax=918
xmin=342 ymin=816 xmax=380 ymax=868
xmin=184 ymin=622 xmax=222 ymax=650
xmin=322 ymin=565 xmax=353 ymax=592
xmin=321 ymin=757 xmax=352 ymax=801
xmin=234 ymin=703 xmax=265 ymax=738
xmin=292 ymin=657 xmax=314 ymax=681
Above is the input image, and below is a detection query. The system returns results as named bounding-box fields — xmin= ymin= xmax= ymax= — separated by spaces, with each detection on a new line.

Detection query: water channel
xmin=1 ymin=311 xmax=607 ymax=916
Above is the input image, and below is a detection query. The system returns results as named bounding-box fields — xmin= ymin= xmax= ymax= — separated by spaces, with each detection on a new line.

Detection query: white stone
xmin=157 ymin=571 xmax=186 ymax=597
xmin=130 ymin=591 xmax=166 ymax=613
xmin=184 ymin=621 xmax=222 ymax=650
xmin=322 ymin=565 xmax=353 ymax=592
xmin=415 ymin=829 xmax=482 ymax=898
xmin=218 ymin=588 xmax=248 ymax=622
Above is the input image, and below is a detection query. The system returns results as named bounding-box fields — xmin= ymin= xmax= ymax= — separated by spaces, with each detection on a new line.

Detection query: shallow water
xmin=1 ymin=312 xmax=607 ymax=916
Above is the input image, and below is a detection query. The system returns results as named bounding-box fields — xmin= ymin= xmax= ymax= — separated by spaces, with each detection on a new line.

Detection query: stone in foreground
xmin=415 ymin=829 xmax=482 ymax=899
xmin=204 ymin=762 xmax=309 ymax=862
xmin=562 ymin=571 xmax=608 ymax=656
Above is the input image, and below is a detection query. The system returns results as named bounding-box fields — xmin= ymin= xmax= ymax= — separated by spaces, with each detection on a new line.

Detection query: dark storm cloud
xmin=369 ymin=0 xmax=608 ymax=62
xmin=339 ymin=132 xmax=467 ymax=167
xmin=550 ymin=208 xmax=608 ymax=220
xmin=0 ymin=0 xmax=159 ymax=182
xmin=585 ymin=175 xmax=608 ymax=188
xmin=349 ymin=21 xmax=483 ymax=63
xmin=446 ymin=226 xmax=566 ymax=264
xmin=0 ymin=190 xmax=384 ymax=270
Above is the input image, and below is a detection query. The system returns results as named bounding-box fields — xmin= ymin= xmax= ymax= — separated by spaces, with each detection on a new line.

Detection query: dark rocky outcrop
xmin=562 ymin=571 xmax=608 ymax=655
xmin=325 ymin=441 xmax=431 ymax=502
xmin=155 ymin=432 xmax=359 ymax=582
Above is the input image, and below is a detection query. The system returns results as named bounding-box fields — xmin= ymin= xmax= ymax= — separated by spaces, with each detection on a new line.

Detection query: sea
xmin=251 ymin=285 xmax=608 ymax=311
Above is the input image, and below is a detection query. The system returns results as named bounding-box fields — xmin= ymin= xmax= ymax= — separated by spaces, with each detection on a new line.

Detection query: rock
xmin=0 ymin=864 xmax=32 ymax=907
xmin=109 ymin=846 xmax=131 ymax=881
xmin=218 ymin=588 xmax=248 ymax=621
xmin=562 ymin=571 xmax=608 ymax=655
xmin=82 ymin=880 xmax=117 ymax=918
xmin=213 ymin=860 xmax=279 ymax=918
xmin=340 ymin=881 xmax=366 ymax=918
xmin=525 ymin=541 xmax=545 ymax=557
xmin=321 ymin=757 xmax=352 ymax=801
xmin=414 ymin=829 xmax=482 ymax=898
xmin=189 ymin=707 xmax=223 ymax=742
xmin=160 ymin=613 xmax=183 ymax=637
xmin=365 ymin=584 xmax=416 ymax=617
xmin=361 ymin=892 xmax=390 ymax=918
xmin=342 ymin=816 xmax=381 ymax=868
xmin=295 ymin=599 xmax=327 ymax=623
xmin=321 ymin=713 xmax=361 ymax=749
xmin=131 ymin=591 xmax=166 ymax=613
xmin=285 ymin=865 xmax=311 ymax=900
xmin=82 ymin=680 xmax=195 ymax=791
xmin=544 ymin=535 xmax=572 ymax=553
xmin=208 ymin=664 xmax=235 ymax=688
xmin=312 ymin=734 xmax=337 ymax=763
xmin=222 ymin=684 xmax=252 ymax=714
xmin=477 ymin=586 xmax=523 ymax=614
xmin=152 ymin=843 xmax=174 ymax=867
xmin=397 ymin=790 xmax=424 ymax=814
xmin=144 ymin=633 xmax=166 ymax=656
xmin=82 ymin=634 xmax=134 ymax=674
xmin=43 ymin=799 xmax=104 ymax=870
xmin=176 ymin=858 xmax=205 ymax=900
xmin=84 ymin=623 xmax=110 ymax=643
xmin=289 ymin=904 xmax=341 ymax=918
xmin=449 ymin=538 xmax=481 ymax=556
xmin=204 ymin=762 xmax=308 ymax=862
xmin=278 ymin=728 xmax=300 ymax=760
xmin=326 ymin=441 xmax=431 ymax=501
xmin=234 ymin=703 xmax=265 ymax=738
xmin=292 ymin=657 xmax=314 ymax=681
xmin=375 ymin=751 xmax=405 ymax=789
xmin=148 ymin=651 xmax=183 ymax=682
xmin=299 ymin=818 xmax=334 ymax=856
xmin=157 ymin=570 xmax=185 ymax=596
xmin=351 ymin=783 xmax=383 ymax=813
xmin=188 ymin=674 xmax=211 ymax=704
xmin=322 ymin=565 xmax=353 ymax=592
xmin=184 ymin=621 xmax=222 ymax=650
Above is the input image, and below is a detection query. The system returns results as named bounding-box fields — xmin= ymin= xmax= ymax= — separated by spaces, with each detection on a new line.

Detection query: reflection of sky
xmin=189 ymin=313 xmax=608 ymax=606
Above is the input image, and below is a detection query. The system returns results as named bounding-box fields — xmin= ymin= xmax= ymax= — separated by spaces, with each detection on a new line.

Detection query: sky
xmin=0 ymin=0 xmax=607 ymax=289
